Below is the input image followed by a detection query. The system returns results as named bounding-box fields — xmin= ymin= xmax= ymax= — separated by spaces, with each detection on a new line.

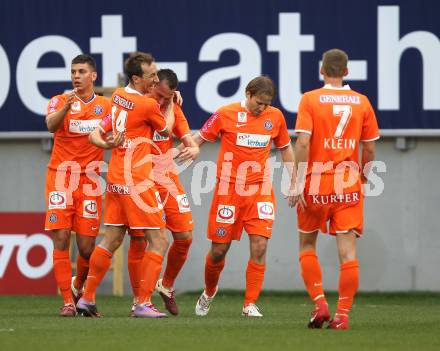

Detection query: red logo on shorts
xmin=179 ymin=195 xmax=190 ymax=209
xmin=84 ymin=201 xmax=97 ymax=215
xmin=49 ymin=193 xmax=65 ymax=206
xmin=259 ymin=203 xmax=274 ymax=216
xmin=218 ymin=206 xmax=234 ymax=220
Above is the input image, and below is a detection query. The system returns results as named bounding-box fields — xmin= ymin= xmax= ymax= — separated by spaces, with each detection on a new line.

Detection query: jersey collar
xmin=124 ymin=85 xmax=143 ymax=96
xmin=75 ymin=93 xmax=96 ymax=104
xmin=323 ymin=84 xmax=351 ymax=90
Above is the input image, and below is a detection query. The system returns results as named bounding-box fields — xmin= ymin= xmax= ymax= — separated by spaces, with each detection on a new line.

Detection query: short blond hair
xmin=322 ymin=49 xmax=348 ymax=78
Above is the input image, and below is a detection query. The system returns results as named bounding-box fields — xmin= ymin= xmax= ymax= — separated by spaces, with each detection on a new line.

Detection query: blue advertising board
xmin=0 ymin=0 xmax=439 ymax=132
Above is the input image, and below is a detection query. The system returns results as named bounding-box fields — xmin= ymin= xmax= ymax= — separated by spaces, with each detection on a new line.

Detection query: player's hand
xmin=287 ymin=187 xmax=307 ymax=211
xmin=64 ymin=89 xmax=76 ymax=110
xmin=173 ymin=91 xmax=183 ymax=106
xmin=106 ymin=132 xmax=124 ymax=148
xmin=175 ymin=146 xmax=200 ymax=164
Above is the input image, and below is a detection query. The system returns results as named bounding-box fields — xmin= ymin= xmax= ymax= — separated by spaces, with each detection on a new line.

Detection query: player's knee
xmin=78 ymin=245 xmax=95 ymax=259
xmin=211 ymin=247 xmax=228 ymax=262
xmin=52 ymin=229 xmax=70 ymax=251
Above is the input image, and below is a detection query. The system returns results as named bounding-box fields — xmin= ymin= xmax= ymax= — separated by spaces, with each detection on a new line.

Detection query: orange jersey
xmin=295 ymin=84 xmax=379 ymax=177
xmin=151 ymin=104 xmax=191 ymax=174
xmin=47 ymin=94 xmax=111 ymax=173
xmin=199 ymin=100 xmax=291 ymax=185
xmin=100 ymin=86 xmax=167 ymax=185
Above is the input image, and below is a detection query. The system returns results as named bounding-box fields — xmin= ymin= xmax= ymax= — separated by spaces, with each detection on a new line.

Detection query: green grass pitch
xmin=1 ymin=292 xmax=439 ymax=351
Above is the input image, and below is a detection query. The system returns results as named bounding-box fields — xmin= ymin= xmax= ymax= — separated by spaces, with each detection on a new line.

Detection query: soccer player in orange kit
xmin=288 ymin=49 xmax=379 ymax=330
xmin=127 ymin=69 xmax=199 ymax=316
xmin=45 ymin=54 xmax=115 ymax=316
xmin=76 ymin=52 xmax=175 ymax=318
xmin=187 ymin=76 xmax=294 ymax=317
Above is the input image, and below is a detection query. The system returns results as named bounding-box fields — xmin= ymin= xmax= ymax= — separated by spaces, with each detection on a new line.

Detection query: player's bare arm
xmin=361 ymin=141 xmax=376 ymax=183
xmin=45 ymin=89 xmax=76 ymax=132
xmin=288 ymin=132 xmax=309 ymax=210
xmin=88 ymin=127 xmax=124 ymax=149
xmin=175 ymin=134 xmax=200 ymax=163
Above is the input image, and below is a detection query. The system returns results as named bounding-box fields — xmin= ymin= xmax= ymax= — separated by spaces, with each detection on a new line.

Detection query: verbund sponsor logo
xmin=236 ymin=133 xmax=270 ymax=148
xmin=69 ymin=119 xmax=100 ymax=134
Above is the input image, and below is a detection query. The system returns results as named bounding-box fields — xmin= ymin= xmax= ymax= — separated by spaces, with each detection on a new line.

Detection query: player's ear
xmin=245 ymin=91 xmax=251 ymax=100
xmin=91 ymin=71 xmax=97 ymax=83
xmin=343 ymin=67 xmax=349 ymax=77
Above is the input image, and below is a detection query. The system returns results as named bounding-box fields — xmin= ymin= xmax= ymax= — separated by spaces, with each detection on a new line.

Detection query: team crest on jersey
xmin=216 ymin=227 xmax=227 ymax=237
xmin=237 ymin=112 xmax=247 ymax=123
xmin=257 ymin=202 xmax=275 ymax=220
xmin=48 ymin=191 xmax=67 ymax=210
xmin=216 ymin=205 xmax=235 ymax=224
xmin=83 ymin=200 xmax=98 ymax=219
xmin=177 ymin=194 xmax=191 ymax=213
xmin=264 ymin=120 xmax=273 ymax=131
xmin=94 ymin=105 xmax=103 ymax=115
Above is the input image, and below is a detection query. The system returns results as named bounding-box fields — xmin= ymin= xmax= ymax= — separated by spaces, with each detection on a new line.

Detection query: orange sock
xmin=138 ymin=251 xmax=164 ymax=305
xmin=244 ymin=259 xmax=265 ymax=306
xmin=299 ymin=251 xmax=327 ymax=306
xmin=205 ymin=252 xmax=225 ymax=297
xmin=337 ymin=260 xmax=359 ymax=316
xmin=53 ymin=249 xmax=73 ymax=305
xmin=128 ymin=239 xmax=147 ymax=300
xmin=74 ymin=254 xmax=89 ymax=291
xmin=82 ymin=246 xmax=112 ymax=302
xmin=162 ymin=237 xmax=192 ymax=288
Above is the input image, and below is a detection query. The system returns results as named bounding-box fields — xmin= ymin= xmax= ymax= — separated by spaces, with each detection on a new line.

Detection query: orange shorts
xmin=104 ymin=183 xmax=166 ymax=229
xmin=207 ymin=181 xmax=275 ymax=243
xmin=44 ymin=169 xmax=101 ymax=236
xmin=297 ymin=175 xmax=363 ymax=236
xmin=128 ymin=173 xmax=193 ymax=236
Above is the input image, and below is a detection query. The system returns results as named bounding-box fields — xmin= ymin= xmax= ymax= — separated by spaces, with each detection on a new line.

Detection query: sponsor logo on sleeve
xmin=83 ymin=200 xmax=98 ymax=219
xmin=176 ymin=194 xmax=191 ymax=213
xmin=216 ymin=205 xmax=235 ymax=224
xmin=48 ymin=192 xmax=67 ymax=210
xmin=236 ymin=133 xmax=270 ymax=148
xmin=257 ymin=202 xmax=275 ymax=220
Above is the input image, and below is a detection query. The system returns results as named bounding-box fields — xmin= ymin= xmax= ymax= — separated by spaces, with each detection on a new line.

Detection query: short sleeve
xmin=47 ymin=95 xmax=65 ymax=115
xmin=295 ymin=93 xmax=313 ymax=135
xmin=274 ymin=112 xmax=291 ymax=148
xmin=199 ymin=110 xmax=222 ymax=142
xmin=98 ymin=112 xmax=113 ymax=134
xmin=361 ymin=97 xmax=380 ymax=142
xmin=173 ymin=105 xmax=191 ymax=139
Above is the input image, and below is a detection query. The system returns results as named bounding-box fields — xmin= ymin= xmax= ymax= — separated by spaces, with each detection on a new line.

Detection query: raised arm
xmin=46 ymin=90 xmax=75 ymax=133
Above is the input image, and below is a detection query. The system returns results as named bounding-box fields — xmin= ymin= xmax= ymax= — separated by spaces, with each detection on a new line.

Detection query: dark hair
xmin=124 ymin=52 xmax=155 ymax=82
xmin=245 ymin=76 xmax=276 ymax=98
xmin=71 ymin=54 xmax=96 ymax=71
xmin=158 ymin=69 xmax=178 ymax=90
xmin=322 ymin=49 xmax=348 ymax=78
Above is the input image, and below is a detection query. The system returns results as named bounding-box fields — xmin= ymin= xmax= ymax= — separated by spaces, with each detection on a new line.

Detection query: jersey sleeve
xmin=47 ymin=94 xmax=66 ymax=115
xmin=145 ymin=98 xmax=167 ymax=132
xmin=295 ymin=93 xmax=313 ymax=135
xmin=98 ymin=111 xmax=113 ymax=134
xmin=360 ymin=97 xmax=380 ymax=142
xmin=199 ymin=110 xmax=222 ymax=142
xmin=274 ymin=111 xmax=291 ymax=148
xmin=173 ymin=105 xmax=191 ymax=139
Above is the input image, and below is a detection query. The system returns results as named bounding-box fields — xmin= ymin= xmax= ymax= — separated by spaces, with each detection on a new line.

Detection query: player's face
xmin=71 ymin=63 xmax=96 ymax=92
xmin=151 ymin=80 xmax=175 ymax=109
xmin=140 ymin=62 xmax=159 ymax=94
xmin=246 ymin=93 xmax=272 ymax=116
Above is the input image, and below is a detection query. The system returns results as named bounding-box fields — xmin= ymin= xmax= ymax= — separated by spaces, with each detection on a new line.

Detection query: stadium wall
xmin=0 ymin=137 xmax=439 ymax=293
